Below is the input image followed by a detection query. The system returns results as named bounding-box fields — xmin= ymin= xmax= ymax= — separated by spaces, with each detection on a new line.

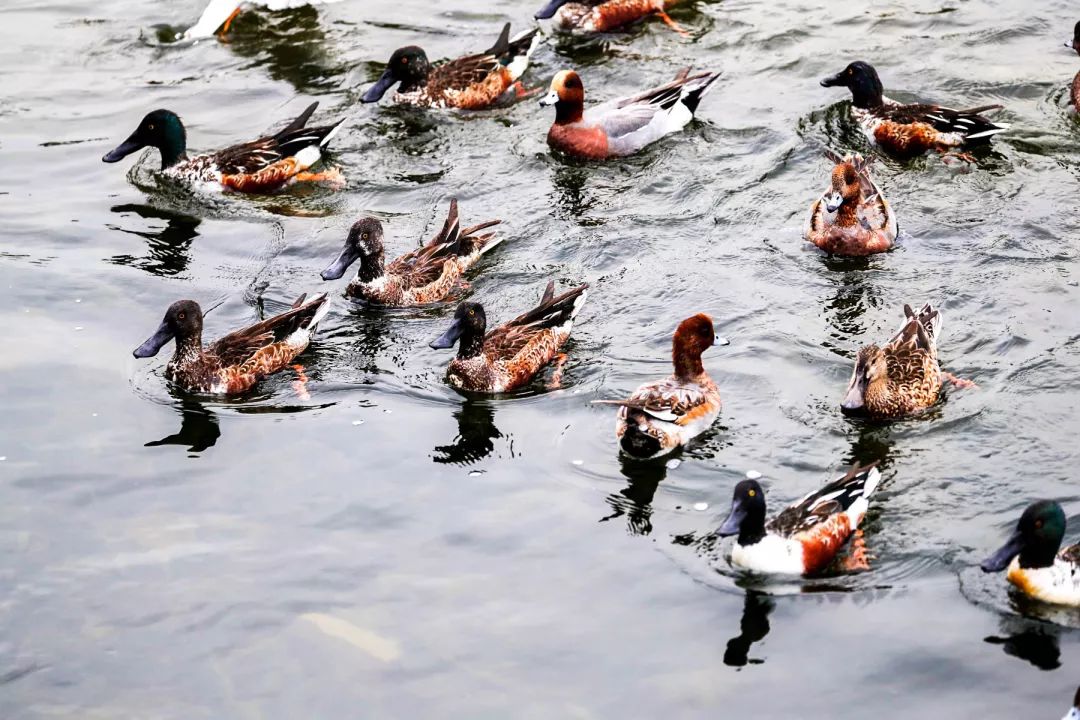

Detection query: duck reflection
xmin=843 ymin=422 xmax=894 ymax=469
xmin=821 ymin=262 xmax=882 ymax=345
xmin=106 ymin=203 xmax=201 ymax=277
xmin=984 ymin=615 xmax=1061 ymax=671
xmin=549 ymin=164 xmax=599 ymax=223
xmin=600 ymin=456 xmax=668 ymax=535
xmin=145 ymin=396 xmax=220 ymax=453
xmin=223 ymin=7 xmax=347 ymax=93
xmin=723 ymin=589 xmax=774 ymax=667
xmin=433 ymin=398 xmax=504 ymax=465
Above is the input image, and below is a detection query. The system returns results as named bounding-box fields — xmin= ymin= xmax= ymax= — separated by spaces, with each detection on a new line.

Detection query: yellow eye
xmin=362 ymin=232 xmax=369 ymax=240
xmin=748 ymin=489 xmax=756 ymax=497
xmin=468 ymin=309 xmax=475 ymax=316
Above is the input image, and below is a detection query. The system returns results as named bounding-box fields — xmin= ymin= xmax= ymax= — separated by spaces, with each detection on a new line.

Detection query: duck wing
xmin=211 ymin=102 xmax=344 ymax=174
xmin=1059 ymin=544 xmax=1080 ymax=565
xmin=208 ymin=294 xmax=325 ymax=366
xmin=768 ymin=464 xmax=880 ymax=538
xmin=885 ymin=302 xmax=940 ymax=352
xmin=594 ymin=377 xmax=716 ymax=425
xmin=879 ymin=102 xmax=1008 ymax=142
xmin=484 ymin=282 xmax=588 ymax=361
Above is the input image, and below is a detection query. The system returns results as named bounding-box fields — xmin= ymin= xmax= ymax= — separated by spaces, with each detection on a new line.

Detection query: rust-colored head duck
xmin=541 ymin=70 xmax=586 ymax=124
xmin=535 ymin=0 xmax=690 ymax=35
xmin=826 ymin=163 xmax=861 ymax=220
xmin=806 ymin=151 xmax=896 ymax=256
xmin=672 ymin=312 xmax=720 ymax=380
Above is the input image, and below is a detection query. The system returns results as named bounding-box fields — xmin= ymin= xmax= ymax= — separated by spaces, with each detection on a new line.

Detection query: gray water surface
xmin=2 ymin=0 xmax=1080 ymax=717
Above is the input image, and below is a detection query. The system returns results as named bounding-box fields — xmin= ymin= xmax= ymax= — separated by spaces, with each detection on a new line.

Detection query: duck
xmin=1063 ymin=687 xmax=1080 ymax=720
xmin=182 ymin=0 xmax=342 ymax=39
xmin=715 ymin=465 xmax=881 ymax=576
xmin=593 ymin=314 xmax=726 ymax=459
xmin=539 ymin=67 xmax=719 ymax=159
xmin=361 ymin=23 xmax=539 ymax=110
xmin=429 ymin=281 xmax=588 ymax=393
xmin=841 ymin=303 xmax=944 ymax=418
xmin=102 ymin=102 xmax=345 ymax=193
xmin=820 ymin=61 xmax=1008 ymax=160
xmin=981 ymin=501 xmax=1080 ymax=607
xmin=534 ymin=0 xmax=688 ymax=36
xmin=805 ymin=149 xmax=897 ymax=256
xmin=133 ymin=293 xmax=330 ymax=395
xmin=1068 ymin=21 xmax=1080 ymax=109
xmin=319 ymin=199 xmax=503 ymax=307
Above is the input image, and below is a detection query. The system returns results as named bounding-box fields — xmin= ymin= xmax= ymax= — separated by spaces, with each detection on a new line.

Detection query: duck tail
xmin=277 ymin=101 xmax=319 ymax=138
xmin=894 ymin=302 xmax=941 ymax=350
xmin=679 ymin=71 xmax=721 ymax=115
xmin=620 ymin=412 xmax=663 ymax=458
xmin=285 ymin=292 xmax=331 ymax=348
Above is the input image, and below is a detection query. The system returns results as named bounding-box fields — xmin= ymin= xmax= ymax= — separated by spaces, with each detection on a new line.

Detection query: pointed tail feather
xmin=277 ymin=102 xmax=319 ymax=139
xmin=679 ymin=71 xmax=721 ymax=115
xmin=486 ymin=22 xmax=512 ymax=56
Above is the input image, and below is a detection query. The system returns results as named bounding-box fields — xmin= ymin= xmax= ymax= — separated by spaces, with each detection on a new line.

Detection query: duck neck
xmin=673 ymin=349 xmax=705 ymax=381
xmin=158 ymin=122 xmax=189 ymax=170
xmin=1018 ymin=542 xmax=1058 ymax=569
xmin=357 ymin=251 xmax=386 ymax=284
xmin=457 ymin=327 xmax=485 ymax=360
xmin=172 ymin=332 xmax=203 ymax=365
xmin=835 ymin=197 xmax=859 ymax=227
xmin=554 ymin=98 xmax=583 ymax=125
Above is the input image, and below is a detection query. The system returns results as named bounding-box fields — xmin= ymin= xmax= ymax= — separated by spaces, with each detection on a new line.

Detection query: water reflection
xmin=106 ymin=203 xmax=201 ymax=277
xmin=820 ymin=262 xmax=882 ymax=347
xmin=223 ymin=7 xmax=346 ymax=93
xmin=599 ymin=456 xmax=668 ymax=535
xmin=145 ymin=397 xmax=220 ymax=453
xmin=432 ymin=398 xmax=504 ymax=465
xmin=843 ymin=422 xmax=894 ymax=469
xmin=723 ymin=589 xmax=774 ymax=667
xmin=984 ymin=616 xmax=1061 ymax=671
xmin=549 ymin=165 xmax=599 ymax=224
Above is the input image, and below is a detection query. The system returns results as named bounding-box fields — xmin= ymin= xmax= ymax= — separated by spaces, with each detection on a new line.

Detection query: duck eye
xmin=402 ymin=57 xmax=408 ymax=64
xmin=362 ymin=232 xmax=369 ymax=240
xmin=1035 ymin=520 xmax=1043 ymax=529
xmin=178 ymin=312 xmax=186 ymax=320
xmin=748 ymin=489 xmax=756 ymax=497
xmin=148 ymin=123 xmax=155 ymax=130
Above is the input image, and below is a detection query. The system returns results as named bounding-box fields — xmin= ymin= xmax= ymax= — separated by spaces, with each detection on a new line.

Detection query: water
xmin=2 ymin=0 xmax=1080 ymax=716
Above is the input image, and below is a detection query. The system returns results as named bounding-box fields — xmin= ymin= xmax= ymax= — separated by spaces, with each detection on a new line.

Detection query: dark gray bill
xmin=361 ymin=69 xmax=396 ymax=104
xmin=820 ymin=70 xmax=846 ymax=88
xmin=102 ymin=135 xmax=144 ymax=163
xmin=716 ymin=502 xmax=747 ymax=537
xmin=980 ymin=530 xmax=1024 ymax=573
xmin=430 ymin=318 xmax=464 ymax=350
xmin=534 ymin=0 xmax=569 ymax=20
xmin=133 ymin=321 xmax=174 ymax=358
xmin=320 ymin=245 xmax=361 ymax=281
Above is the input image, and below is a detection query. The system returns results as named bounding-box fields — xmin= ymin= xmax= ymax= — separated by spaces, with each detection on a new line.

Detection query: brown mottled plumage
xmin=1070 ymin=21 xmax=1080 ymax=108
xmin=430 ymin=281 xmax=588 ymax=393
xmin=320 ymin=200 xmax=502 ymax=307
xmin=841 ymin=303 xmax=942 ymax=419
xmin=535 ymin=0 xmax=686 ymax=35
xmin=133 ymin=294 xmax=330 ymax=395
xmin=361 ymin=24 xmax=538 ymax=110
xmin=805 ymin=150 xmax=896 ymax=256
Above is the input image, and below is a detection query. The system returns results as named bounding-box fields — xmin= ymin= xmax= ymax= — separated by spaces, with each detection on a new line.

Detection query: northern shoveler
xmin=319 ymin=199 xmax=503 ymax=307
xmin=133 ymin=293 xmax=330 ymax=395
xmin=429 ymin=281 xmax=588 ymax=393
xmin=361 ymin=23 xmax=539 ymax=109
xmin=1064 ymin=687 xmax=1080 ymax=720
xmin=715 ymin=465 xmax=881 ymax=576
xmin=820 ymin=61 xmax=1008 ymax=160
xmin=1068 ymin=21 xmax=1080 ymax=108
xmin=103 ymin=102 xmax=345 ymax=193
xmin=534 ymin=0 xmax=688 ymax=36
xmin=981 ymin=500 xmax=1080 ymax=607
xmin=593 ymin=314 xmax=726 ymax=459
xmin=805 ymin=149 xmax=896 ymax=256
xmin=540 ymin=67 xmax=719 ymax=159
xmin=182 ymin=0 xmax=342 ymax=39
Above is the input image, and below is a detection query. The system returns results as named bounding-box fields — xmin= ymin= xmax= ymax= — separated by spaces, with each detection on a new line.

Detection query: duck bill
xmin=820 ymin=70 xmax=846 ymax=88
xmin=840 ymin=377 xmax=866 ymax=415
xmin=133 ymin=321 xmax=175 ymax=359
xmin=430 ymin=318 xmax=464 ymax=350
xmin=538 ymin=89 xmax=559 ymax=108
xmin=320 ymin=244 xmax=361 ymax=281
xmin=102 ymin=134 xmax=145 ymax=163
xmin=715 ymin=336 xmax=730 ymax=347
xmin=716 ymin=501 xmax=747 ymax=537
xmin=824 ymin=192 xmax=844 ymax=213
xmin=980 ymin=530 xmax=1024 ymax=573
xmin=534 ymin=0 xmax=569 ymax=19
xmin=362 ymin=69 xmax=396 ymax=104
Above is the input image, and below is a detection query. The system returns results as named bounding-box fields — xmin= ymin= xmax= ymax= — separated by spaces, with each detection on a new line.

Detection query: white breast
xmin=1008 ymin=557 xmax=1080 ymax=607
xmin=730 ymin=534 xmax=805 ymax=575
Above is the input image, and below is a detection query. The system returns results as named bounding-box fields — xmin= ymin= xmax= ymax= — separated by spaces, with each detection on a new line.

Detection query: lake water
xmin=2 ymin=0 xmax=1080 ymax=716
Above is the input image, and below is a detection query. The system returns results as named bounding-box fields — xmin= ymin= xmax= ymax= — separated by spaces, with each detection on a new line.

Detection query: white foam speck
xmin=91 ymin=413 xmax=98 ymax=418
xmin=571 ymin=459 xmax=583 ymax=466
xmin=0 ymin=457 xmax=6 ymax=461
xmin=351 ymin=420 xmax=364 ymax=426
xmin=383 ymin=409 xmax=392 ymax=414
xmin=468 ymin=470 xmax=483 ymax=476
xmin=75 ymin=326 xmax=84 ymax=331
xmin=75 ymin=299 xmax=82 ymax=303
xmin=666 ymin=459 xmax=681 ymax=470
xmin=746 ymin=470 xmax=762 ymax=480
xmin=693 ymin=502 xmax=708 ymax=511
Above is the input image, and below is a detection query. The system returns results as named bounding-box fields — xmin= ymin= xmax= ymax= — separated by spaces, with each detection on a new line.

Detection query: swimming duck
xmin=715 ymin=465 xmax=881 ymax=576
xmin=981 ymin=501 xmax=1080 ymax=607
xmin=805 ymin=150 xmax=897 ymax=256
xmin=361 ymin=23 xmax=539 ymax=109
xmin=102 ymin=102 xmax=344 ymax=193
xmin=183 ymin=0 xmax=341 ymax=39
xmin=593 ymin=314 xmax=726 ymax=459
xmin=429 ymin=281 xmax=588 ymax=393
xmin=820 ymin=61 xmax=1008 ymax=160
xmin=540 ymin=67 xmax=719 ymax=159
xmin=841 ymin=303 xmax=943 ymax=418
xmin=1063 ymin=687 xmax=1080 ymax=720
xmin=534 ymin=0 xmax=688 ymax=36
xmin=1068 ymin=21 xmax=1080 ymax=108
xmin=133 ymin=293 xmax=330 ymax=395
xmin=320 ymin=199 xmax=503 ymax=307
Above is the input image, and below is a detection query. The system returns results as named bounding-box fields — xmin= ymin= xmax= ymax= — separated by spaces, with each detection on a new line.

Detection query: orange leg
xmin=291 ymin=364 xmax=311 ymax=401
xmin=218 ymin=7 xmax=242 ymax=36
xmin=942 ymin=371 xmax=978 ymax=390
xmin=937 ymin=147 xmax=977 ymax=165
xmin=655 ymin=9 xmax=690 ymax=37
xmin=294 ymin=167 xmax=345 ymax=190
xmin=546 ymin=353 xmax=569 ymax=390
xmin=838 ymin=529 xmax=872 ymax=572
xmin=513 ymin=82 xmax=542 ymax=101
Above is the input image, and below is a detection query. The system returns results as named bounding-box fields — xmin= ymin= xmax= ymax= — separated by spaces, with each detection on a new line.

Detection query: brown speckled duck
xmin=133 ymin=293 xmax=330 ymax=395
xmin=805 ymin=150 xmax=896 ymax=256
xmin=361 ymin=23 xmax=539 ymax=109
xmin=841 ymin=303 xmax=943 ymax=418
xmin=429 ymin=281 xmax=588 ymax=393
xmin=320 ymin=200 xmax=502 ymax=307
xmin=535 ymin=0 xmax=689 ymax=36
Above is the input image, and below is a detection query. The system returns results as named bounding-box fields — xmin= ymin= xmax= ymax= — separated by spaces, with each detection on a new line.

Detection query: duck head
xmin=103 ymin=109 xmax=188 ymax=170
xmin=134 ymin=299 xmax=203 ymax=358
xmin=672 ymin=313 xmax=727 ymax=380
xmin=841 ymin=344 xmax=886 ymax=415
xmin=1064 ymin=687 xmax=1080 ymax=720
xmin=981 ymin=500 xmax=1067 ymax=573
xmin=825 ymin=162 xmax=861 ymax=213
xmin=321 ymin=217 xmax=386 ymax=283
xmin=430 ymin=302 xmax=487 ymax=359
xmin=534 ymin=0 xmax=570 ymax=19
xmin=716 ymin=479 xmax=768 ymax=545
xmin=540 ymin=70 xmax=585 ymax=124
xmin=1069 ymin=21 xmax=1080 ymax=56
xmin=821 ymin=61 xmax=884 ymax=109
xmin=362 ymin=46 xmax=431 ymax=102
